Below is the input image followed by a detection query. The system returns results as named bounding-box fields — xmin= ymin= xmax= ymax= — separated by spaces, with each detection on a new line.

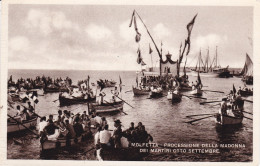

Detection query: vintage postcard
xmin=1 ymin=0 xmax=260 ymax=165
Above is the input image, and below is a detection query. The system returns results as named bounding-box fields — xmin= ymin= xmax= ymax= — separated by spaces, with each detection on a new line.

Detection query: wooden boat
xmin=190 ymin=87 xmax=203 ymax=96
xmin=91 ymin=101 xmax=124 ymax=113
xmin=215 ymin=112 xmax=243 ymax=125
xmin=59 ymin=93 xmax=96 ymax=106
xmin=43 ymin=85 xmax=69 ymax=93
xmin=149 ymin=89 xmax=163 ymax=98
xmin=104 ymin=80 xmax=117 ymax=88
xmin=96 ymin=137 xmax=149 ymax=161
xmin=132 ymin=86 xmax=150 ymax=96
xmin=41 ymin=132 xmax=90 ymax=151
xmin=239 ymin=89 xmax=253 ymax=97
xmin=7 ymin=116 xmax=38 ymax=133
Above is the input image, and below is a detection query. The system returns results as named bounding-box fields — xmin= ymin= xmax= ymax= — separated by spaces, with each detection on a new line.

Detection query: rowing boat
xmin=132 ymin=86 xmax=150 ymax=96
xmin=239 ymin=89 xmax=253 ymax=97
xmin=91 ymin=101 xmax=124 ymax=113
xmin=149 ymin=90 xmax=163 ymax=98
xmin=190 ymin=87 xmax=203 ymax=96
xmin=59 ymin=94 xmax=96 ymax=106
xmin=40 ymin=132 xmax=91 ymax=151
xmin=7 ymin=116 xmax=38 ymax=133
xmin=215 ymin=112 xmax=243 ymax=125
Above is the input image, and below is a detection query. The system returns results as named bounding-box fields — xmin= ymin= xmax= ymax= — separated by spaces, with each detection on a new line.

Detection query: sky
xmin=8 ymin=5 xmax=253 ymax=70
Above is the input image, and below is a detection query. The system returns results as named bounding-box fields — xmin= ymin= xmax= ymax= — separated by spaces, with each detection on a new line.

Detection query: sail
xmin=240 ymin=54 xmax=253 ymax=76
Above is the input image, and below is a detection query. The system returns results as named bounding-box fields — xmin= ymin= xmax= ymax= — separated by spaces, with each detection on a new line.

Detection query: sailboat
xmin=240 ymin=53 xmax=253 ymax=85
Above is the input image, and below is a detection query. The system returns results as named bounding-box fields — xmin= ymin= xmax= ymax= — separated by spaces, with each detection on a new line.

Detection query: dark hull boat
xmin=59 ymin=94 xmax=96 ymax=106
xmin=149 ymin=90 xmax=163 ymax=98
xmin=239 ymin=89 xmax=253 ymax=97
xmin=43 ymin=86 xmax=69 ymax=93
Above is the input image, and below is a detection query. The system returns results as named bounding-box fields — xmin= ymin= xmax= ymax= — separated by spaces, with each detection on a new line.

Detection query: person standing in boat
xmin=112 ymin=119 xmax=123 ymax=148
xmin=65 ymin=119 xmax=76 ymax=138
xmin=111 ymin=87 xmax=119 ymax=102
xmin=38 ymin=116 xmax=48 ymax=137
xmin=73 ymin=117 xmax=84 ymax=137
xmin=219 ymin=98 xmax=228 ymax=115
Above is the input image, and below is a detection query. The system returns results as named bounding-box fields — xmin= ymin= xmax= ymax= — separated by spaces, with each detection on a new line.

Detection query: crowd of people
xmin=219 ymin=88 xmax=245 ymax=117
xmin=38 ymin=110 xmax=109 ymax=141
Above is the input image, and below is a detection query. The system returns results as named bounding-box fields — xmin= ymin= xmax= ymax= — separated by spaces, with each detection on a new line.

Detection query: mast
xmin=215 ymin=46 xmax=218 ymax=68
xmin=206 ymin=47 xmax=209 ymax=72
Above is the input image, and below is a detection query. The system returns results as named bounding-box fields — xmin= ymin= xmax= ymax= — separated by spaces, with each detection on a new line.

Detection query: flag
xmin=137 ymin=48 xmax=142 ymax=64
xmin=97 ymin=80 xmax=105 ymax=91
xmin=186 ymin=14 xmax=198 ymax=56
xmin=198 ymin=72 xmax=202 ymax=85
xmin=233 ymin=84 xmax=236 ymax=94
xmin=141 ymin=60 xmax=146 ymax=66
xmin=149 ymin=43 xmax=153 ymax=54
xmin=129 ymin=10 xmax=135 ymax=27
xmin=119 ymin=76 xmax=122 ymax=92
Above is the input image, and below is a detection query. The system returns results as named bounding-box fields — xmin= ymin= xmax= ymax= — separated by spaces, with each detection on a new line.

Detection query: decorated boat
xmin=59 ymin=93 xmax=96 ymax=106
xmin=91 ymin=101 xmax=124 ymax=113
xmin=132 ymin=86 xmax=150 ymax=96
xmin=7 ymin=116 xmax=38 ymax=133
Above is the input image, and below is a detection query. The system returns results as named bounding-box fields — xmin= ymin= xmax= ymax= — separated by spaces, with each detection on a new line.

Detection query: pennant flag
xmin=186 ymin=14 xmax=198 ymax=56
xmin=129 ymin=10 xmax=135 ymax=27
xmin=198 ymin=72 xmax=202 ymax=85
xmin=149 ymin=43 xmax=153 ymax=54
xmin=233 ymin=84 xmax=236 ymax=94
xmin=97 ymin=80 xmax=105 ymax=91
xmin=137 ymin=48 xmax=142 ymax=64
xmin=141 ymin=60 xmax=146 ymax=66
xmin=119 ymin=76 xmax=122 ymax=92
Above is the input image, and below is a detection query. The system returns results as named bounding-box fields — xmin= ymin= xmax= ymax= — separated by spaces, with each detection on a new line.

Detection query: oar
xmin=203 ymin=90 xmax=224 ymax=93
xmin=82 ymin=147 xmax=96 ymax=155
xmin=125 ymin=90 xmax=133 ymax=93
xmin=186 ymin=95 xmax=207 ymax=100
xmin=114 ymin=95 xmax=134 ymax=108
xmin=200 ymin=101 xmax=221 ymax=105
xmin=21 ymin=105 xmax=42 ymax=119
xmin=7 ymin=114 xmax=40 ymax=138
xmin=185 ymin=115 xmax=215 ymax=124
xmin=241 ymin=110 xmax=253 ymax=115
xmin=243 ymin=116 xmax=252 ymax=121
xmin=182 ymin=95 xmax=192 ymax=99
xmin=53 ymin=99 xmax=59 ymax=102
xmin=103 ymin=100 xmax=128 ymax=115
xmin=186 ymin=113 xmax=216 ymax=118
xmin=243 ymin=99 xmax=253 ymax=103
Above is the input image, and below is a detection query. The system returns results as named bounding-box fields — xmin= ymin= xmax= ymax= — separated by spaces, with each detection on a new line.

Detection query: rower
xmin=65 ymin=119 xmax=76 ymax=138
xmin=111 ymin=87 xmax=119 ymax=102
xmin=73 ymin=117 xmax=84 ymax=137
xmin=38 ymin=116 xmax=48 ymax=136
xmin=112 ymin=119 xmax=123 ymax=148
xmin=219 ymin=98 xmax=228 ymax=115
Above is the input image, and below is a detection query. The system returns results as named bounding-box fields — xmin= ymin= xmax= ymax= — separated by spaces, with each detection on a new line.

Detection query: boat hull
xmin=44 ymin=87 xmax=69 ymax=93
xmin=149 ymin=91 xmax=163 ymax=98
xmin=190 ymin=88 xmax=203 ymax=96
xmin=7 ymin=116 xmax=38 ymax=133
xmin=92 ymin=101 xmax=124 ymax=113
xmin=215 ymin=113 xmax=243 ymax=125
xmin=133 ymin=87 xmax=150 ymax=96
xmin=239 ymin=90 xmax=253 ymax=96
xmin=59 ymin=95 xmax=96 ymax=106
xmin=41 ymin=132 xmax=90 ymax=151
xmin=172 ymin=93 xmax=182 ymax=103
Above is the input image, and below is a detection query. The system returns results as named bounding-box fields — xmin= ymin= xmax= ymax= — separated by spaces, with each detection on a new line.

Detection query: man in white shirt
xmin=38 ymin=117 xmax=48 ymax=137
xmin=94 ymin=113 xmax=102 ymax=126
xmin=99 ymin=125 xmax=111 ymax=148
